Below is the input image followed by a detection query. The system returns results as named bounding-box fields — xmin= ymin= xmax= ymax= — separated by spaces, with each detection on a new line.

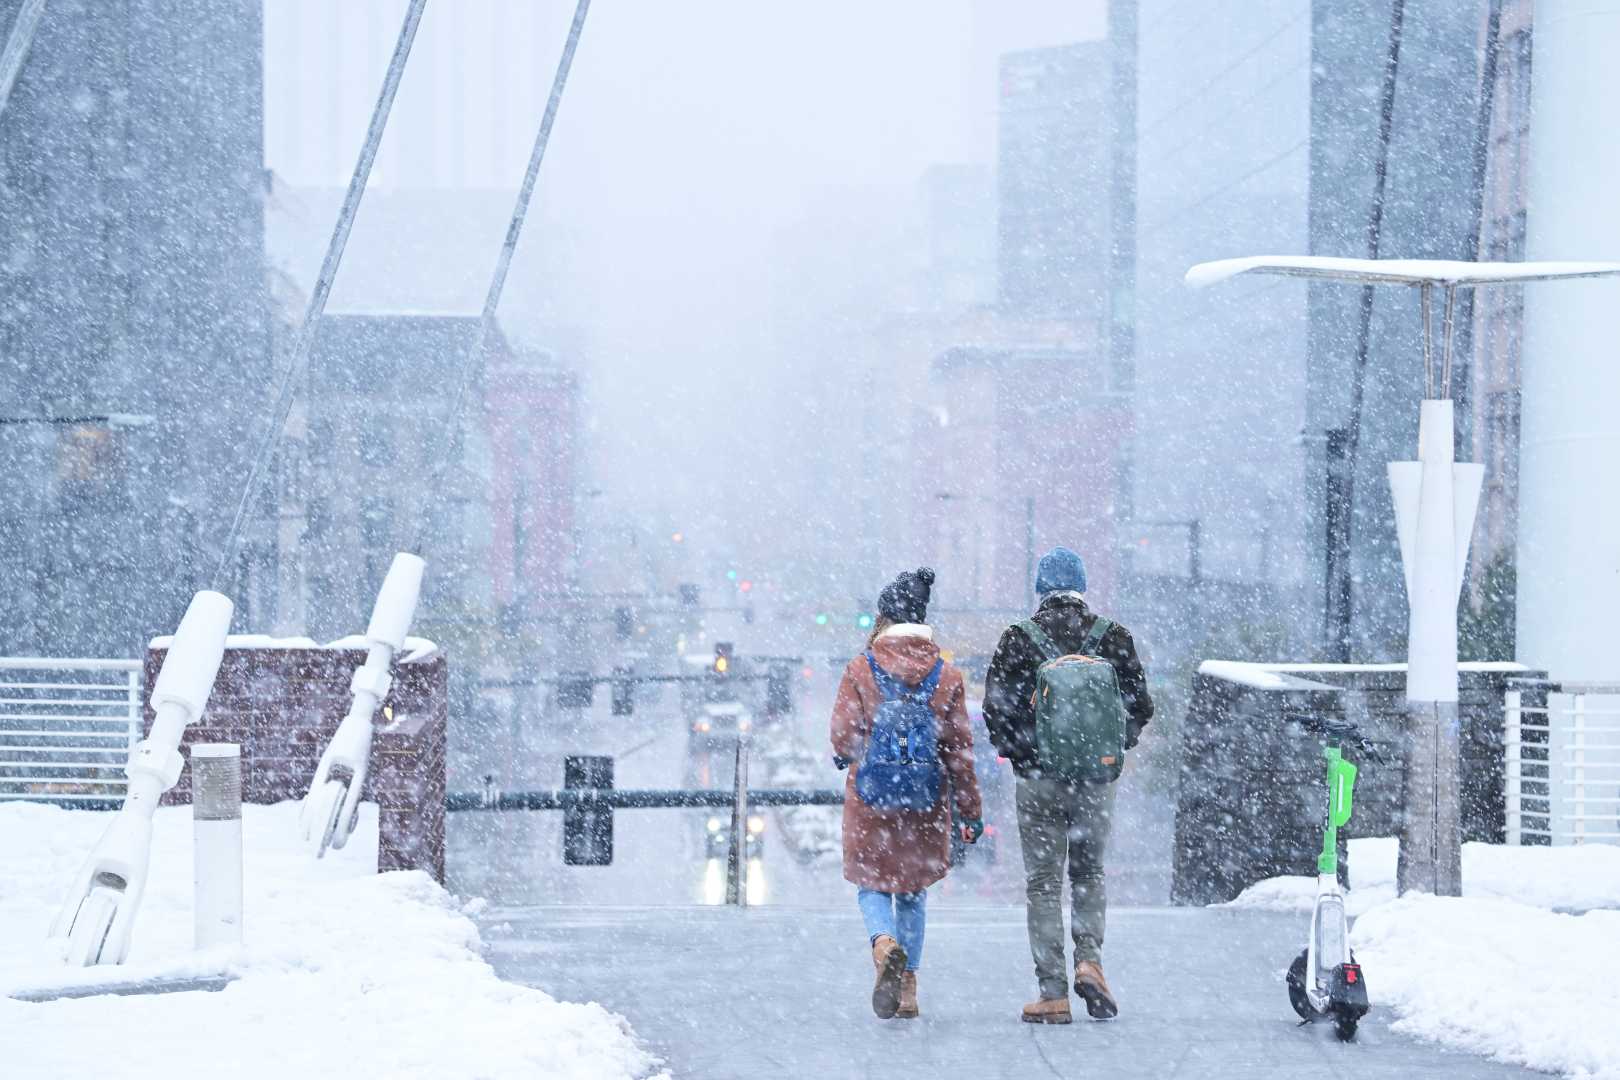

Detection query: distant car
xmin=691 ymin=701 xmax=753 ymax=749
xmin=703 ymin=811 xmax=766 ymax=862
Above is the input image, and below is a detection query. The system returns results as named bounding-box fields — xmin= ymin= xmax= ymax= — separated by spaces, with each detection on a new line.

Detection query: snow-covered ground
xmin=0 ymin=801 xmax=666 ymax=1080
xmin=1225 ymin=838 xmax=1620 ymax=1079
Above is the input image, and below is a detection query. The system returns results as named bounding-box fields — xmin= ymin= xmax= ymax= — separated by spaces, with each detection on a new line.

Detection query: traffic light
xmin=856 ymin=613 xmax=874 ymax=629
xmin=563 ymin=755 xmax=613 ymax=866
xmin=766 ymin=663 xmax=793 ymax=715
xmin=610 ymin=666 xmax=634 ymax=716
xmin=614 ymin=605 xmax=635 ymax=641
xmin=713 ymin=641 xmax=734 ymax=676
xmin=556 ymin=673 xmax=594 ymax=709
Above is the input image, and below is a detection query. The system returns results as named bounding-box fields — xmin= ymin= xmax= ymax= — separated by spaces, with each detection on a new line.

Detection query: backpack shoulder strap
xmin=1017 ymin=619 xmax=1061 ymax=662
xmin=1080 ymin=616 xmax=1114 ymax=657
xmin=915 ymin=659 xmax=944 ymax=699
xmin=864 ymin=652 xmax=899 ymax=701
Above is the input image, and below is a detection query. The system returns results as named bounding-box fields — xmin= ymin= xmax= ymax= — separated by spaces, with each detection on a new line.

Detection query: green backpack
xmin=1018 ymin=616 xmax=1128 ymax=783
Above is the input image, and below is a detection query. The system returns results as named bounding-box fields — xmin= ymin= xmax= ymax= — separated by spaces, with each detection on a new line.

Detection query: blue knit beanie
xmin=1035 ymin=547 xmax=1087 ymax=596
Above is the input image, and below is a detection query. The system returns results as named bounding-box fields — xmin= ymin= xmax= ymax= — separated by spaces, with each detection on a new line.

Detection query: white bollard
xmin=191 ymin=743 xmax=243 ymax=948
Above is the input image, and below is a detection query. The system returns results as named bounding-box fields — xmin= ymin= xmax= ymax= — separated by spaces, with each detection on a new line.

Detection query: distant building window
xmin=360 ymin=496 xmax=392 ymax=550
xmin=359 ymin=425 xmax=392 ymax=467
xmin=53 ymin=423 xmax=126 ymax=507
xmin=308 ymin=419 xmax=335 ymax=469
xmin=305 ymin=496 xmax=331 ymax=540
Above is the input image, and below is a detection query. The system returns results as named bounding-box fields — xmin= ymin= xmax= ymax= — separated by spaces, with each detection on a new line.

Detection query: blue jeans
xmin=857 ymin=887 xmax=926 ymax=971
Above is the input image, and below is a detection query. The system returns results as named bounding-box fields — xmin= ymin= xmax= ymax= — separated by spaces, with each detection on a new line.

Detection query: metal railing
xmin=448 ymin=740 xmax=843 ymax=906
xmin=1506 ymin=679 xmax=1620 ymax=845
xmin=0 ymin=658 xmax=142 ymax=806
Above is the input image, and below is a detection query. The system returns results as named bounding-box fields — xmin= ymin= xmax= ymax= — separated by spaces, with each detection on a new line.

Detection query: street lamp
xmin=1188 ymin=254 xmax=1620 ymax=897
xmin=936 ymin=492 xmax=1036 ymax=611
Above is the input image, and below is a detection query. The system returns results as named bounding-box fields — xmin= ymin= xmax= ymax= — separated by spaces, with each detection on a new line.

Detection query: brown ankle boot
xmin=895 ymin=970 xmax=919 ymax=1019
xmin=1021 ymin=995 xmax=1073 ymax=1024
xmin=871 ymin=935 xmax=907 ymax=1019
xmin=1073 ymin=960 xmax=1118 ymax=1019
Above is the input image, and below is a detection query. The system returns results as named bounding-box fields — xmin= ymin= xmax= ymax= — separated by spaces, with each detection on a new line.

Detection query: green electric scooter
xmin=1286 ymin=718 xmax=1371 ymax=1041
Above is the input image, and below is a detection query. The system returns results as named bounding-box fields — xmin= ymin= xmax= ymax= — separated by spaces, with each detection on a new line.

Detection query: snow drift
xmin=0 ymin=801 xmax=666 ymax=1080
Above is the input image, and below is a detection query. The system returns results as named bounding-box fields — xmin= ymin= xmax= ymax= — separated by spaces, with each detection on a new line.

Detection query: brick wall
xmin=148 ymin=642 xmax=446 ymax=882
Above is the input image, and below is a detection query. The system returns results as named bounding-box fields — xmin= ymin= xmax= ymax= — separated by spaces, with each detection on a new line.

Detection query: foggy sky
xmin=264 ymin=2 xmax=1107 ymax=589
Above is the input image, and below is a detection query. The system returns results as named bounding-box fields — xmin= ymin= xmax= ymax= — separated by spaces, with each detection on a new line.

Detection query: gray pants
xmin=1015 ymin=775 xmax=1116 ymax=1000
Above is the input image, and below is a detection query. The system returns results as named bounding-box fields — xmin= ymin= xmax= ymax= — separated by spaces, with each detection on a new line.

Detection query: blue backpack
xmin=855 ymin=653 xmax=944 ymax=811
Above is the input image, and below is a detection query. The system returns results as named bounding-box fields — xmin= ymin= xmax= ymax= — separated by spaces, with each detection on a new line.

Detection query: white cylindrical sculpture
xmin=300 ymin=552 xmax=426 ymax=856
xmin=191 ymin=743 xmax=243 ymax=949
xmin=1519 ymin=0 xmax=1620 ymax=682
xmin=51 ymin=589 xmax=235 ymax=965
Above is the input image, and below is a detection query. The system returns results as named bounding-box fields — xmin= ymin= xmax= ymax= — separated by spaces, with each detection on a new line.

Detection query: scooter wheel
xmin=1286 ymin=949 xmax=1319 ymax=1021
xmin=64 ymin=886 xmax=120 ymax=967
xmin=1334 ymin=1013 xmax=1359 ymax=1041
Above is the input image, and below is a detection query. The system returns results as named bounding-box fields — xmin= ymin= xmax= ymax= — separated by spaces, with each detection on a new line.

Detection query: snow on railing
xmin=0 ymin=657 xmax=143 ymax=806
xmin=1506 ymin=680 xmax=1620 ymax=846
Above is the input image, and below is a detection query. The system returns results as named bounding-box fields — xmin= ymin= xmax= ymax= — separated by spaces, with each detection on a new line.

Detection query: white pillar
xmin=192 ymin=743 xmax=244 ymax=948
xmin=1519 ymin=0 xmax=1620 ymax=683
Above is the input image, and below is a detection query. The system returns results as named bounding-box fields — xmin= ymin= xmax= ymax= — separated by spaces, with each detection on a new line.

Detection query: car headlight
xmin=738 ymin=717 xmax=752 ymax=731
xmin=747 ymin=814 xmax=765 ymax=835
xmin=706 ymin=816 xmax=722 ymax=832
xmin=695 ymin=720 xmax=710 ymax=733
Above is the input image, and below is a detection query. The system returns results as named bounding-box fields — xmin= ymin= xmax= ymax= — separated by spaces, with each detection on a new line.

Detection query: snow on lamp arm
xmin=49 ymin=590 xmax=234 ymax=966
xmin=299 ymin=551 xmax=426 ymax=857
xmin=1186 ymin=256 xmax=1620 ymax=895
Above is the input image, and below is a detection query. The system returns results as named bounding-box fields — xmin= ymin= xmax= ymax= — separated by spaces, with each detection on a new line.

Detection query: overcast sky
xmin=263 ymin=1 xmax=1108 ymax=586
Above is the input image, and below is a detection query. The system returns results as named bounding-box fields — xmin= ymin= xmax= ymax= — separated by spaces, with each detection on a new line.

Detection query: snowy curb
xmin=1221 ymin=837 xmax=1620 ymax=1079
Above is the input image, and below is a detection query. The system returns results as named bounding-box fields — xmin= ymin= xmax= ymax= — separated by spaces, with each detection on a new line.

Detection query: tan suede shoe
xmin=1074 ymin=960 xmax=1118 ymax=1019
xmin=871 ymin=935 xmax=907 ymax=1019
xmin=1020 ymin=996 xmax=1073 ymax=1024
xmin=895 ymin=970 xmax=919 ymax=1019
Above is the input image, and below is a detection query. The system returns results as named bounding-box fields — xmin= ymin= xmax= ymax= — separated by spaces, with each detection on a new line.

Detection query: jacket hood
xmin=869 ymin=624 xmax=942 ymax=685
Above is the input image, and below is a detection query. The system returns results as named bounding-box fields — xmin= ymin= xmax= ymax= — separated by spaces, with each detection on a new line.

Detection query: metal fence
xmin=0 ymin=658 xmax=142 ymax=806
xmin=1505 ymin=680 xmax=1620 ymax=845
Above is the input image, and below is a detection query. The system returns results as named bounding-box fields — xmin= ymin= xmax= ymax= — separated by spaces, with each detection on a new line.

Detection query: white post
xmin=191 ymin=744 xmax=243 ymax=948
xmin=1389 ymin=399 xmax=1483 ymax=895
xmin=1505 ymin=688 xmax=1523 ymax=845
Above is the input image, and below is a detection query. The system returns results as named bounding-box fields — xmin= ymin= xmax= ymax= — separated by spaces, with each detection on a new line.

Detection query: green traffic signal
xmin=815 ymin=613 xmax=829 ymax=626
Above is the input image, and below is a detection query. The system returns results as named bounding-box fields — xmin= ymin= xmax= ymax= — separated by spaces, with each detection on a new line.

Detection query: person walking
xmin=983 ymin=546 xmax=1154 ymax=1024
xmin=831 ymin=567 xmax=983 ymax=1020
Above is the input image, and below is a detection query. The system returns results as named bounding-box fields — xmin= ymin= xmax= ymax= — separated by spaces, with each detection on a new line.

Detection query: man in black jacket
xmin=983 ymin=546 xmax=1153 ymax=1025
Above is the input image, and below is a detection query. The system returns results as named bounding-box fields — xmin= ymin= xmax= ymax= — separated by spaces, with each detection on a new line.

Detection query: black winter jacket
xmin=982 ymin=592 xmax=1154 ymax=777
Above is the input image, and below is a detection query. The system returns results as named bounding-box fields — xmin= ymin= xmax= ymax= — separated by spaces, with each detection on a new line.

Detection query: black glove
xmin=833 ymin=754 xmax=852 ymax=771
xmin=1126 ymin=720 xmax=1145 ymax=751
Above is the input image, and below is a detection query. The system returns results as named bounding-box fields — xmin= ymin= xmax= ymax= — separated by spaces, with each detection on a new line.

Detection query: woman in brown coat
xmin=830 ymin=567 xmax=982 ymax=1020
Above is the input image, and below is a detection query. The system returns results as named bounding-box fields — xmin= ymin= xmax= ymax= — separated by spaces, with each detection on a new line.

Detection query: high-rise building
xmin=1133 ymin=0 xmax=1487 ymax=663
xmin=302 ymin=314 xmax=580 ymax=682
xmin=997 ymin=43 xmax=1112 ymax=327
xmin=263 ymin=0 xmax=556 ymax=192
xmin=1470 ymin=1 xmax=1533 ymax=590
xmin=0 ymin=2 xmax=270 ymax=656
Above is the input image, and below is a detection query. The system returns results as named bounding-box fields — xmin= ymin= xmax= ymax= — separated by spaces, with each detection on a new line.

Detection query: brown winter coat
xmin=830 ymin=626 xmax=982 ymax=893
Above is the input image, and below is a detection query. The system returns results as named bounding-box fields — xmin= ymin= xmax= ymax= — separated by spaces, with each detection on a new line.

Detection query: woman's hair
xmin=865 ymin=614 xmax=895 ymax=648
